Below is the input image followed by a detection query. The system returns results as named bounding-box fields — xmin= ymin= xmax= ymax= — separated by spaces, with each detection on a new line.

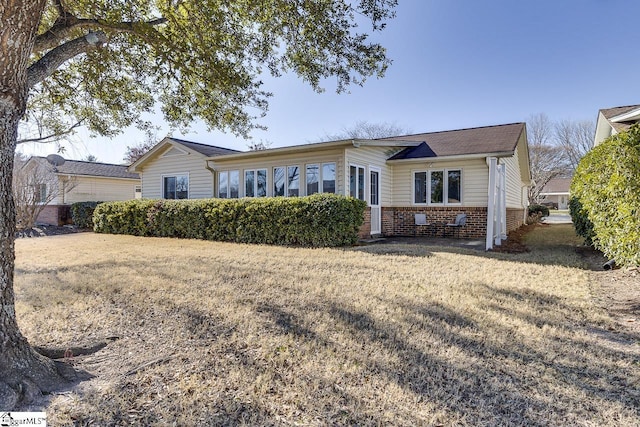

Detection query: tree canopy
xmin=21 ymin=0 xmax=397 ymax=143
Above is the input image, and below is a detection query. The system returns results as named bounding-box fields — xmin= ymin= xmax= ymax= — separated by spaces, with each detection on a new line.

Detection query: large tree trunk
xmin=0 ymin=0 xmax=68 ymax=409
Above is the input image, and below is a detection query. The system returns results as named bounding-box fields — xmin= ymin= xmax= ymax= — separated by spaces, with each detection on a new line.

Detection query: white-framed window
xmin=287 ymin=165 xmax=300 ymax=197
xmin=413 ymin=169 xmax=462 ymax=205
xmin=322 ymin=162 xmax=336 ymax=194
xmin=218 ymin=170 xmax=240 ymax=198
xmin=274 ymin=165 xmax=301 ymax=197
xmin=244 ymin=169 xmax=267 ymax=197
xmin=163 ymin=174 xmax=189 ymax=199
xmin=306 ymin=162 xmax=336 ymax=195
xmin=34 ymin=184 xmax=47 ymax=204
xmin=349 ymin=164 xmax=365 ymax=201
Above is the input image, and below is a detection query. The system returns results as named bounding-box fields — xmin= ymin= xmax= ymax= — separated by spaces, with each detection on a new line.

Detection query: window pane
xmin=448 ymin=170 xmax=461 ymax=203
xmin=358 ymin=167 xmax=365 ymax=201
xmin=245 ymin=170 xmax=255 ymax=197
xmin=430 ymin=171 xmax=444 ymax=204
xmin=306 ymin=164 xmax=319 ymax=195
xmin=229 ymin=170 xmax=239 ymax=198
xmin=322 ymin=163 xmax=336 ymax=193
xmin=257 ymin=169 xmax=267 ymax=197
xmin=274 ymin=167 xmax=285 ymax=196
xmin=414 ymin=172 xmax=427 ymax=204
xmin=287 ymin=166 xmax=299 ymax=197
xmin=218 ymin=171 xmax=228 ymax=198
xmin=349 ymin=165 xmax=357 ymax=198
xmin=370 ymin=171 xmax=379 ymax=205
xmin=176 ymin=175 xmax=189 ymax=199
xmin=163 ymin=176 xmax=176 ymax=199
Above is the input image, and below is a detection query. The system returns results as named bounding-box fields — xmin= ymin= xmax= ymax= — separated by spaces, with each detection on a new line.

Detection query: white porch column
xmin=499 ymin=164 xmax=507 ymax=240
xmin=486 ymin=157 xmax=497 ymax=250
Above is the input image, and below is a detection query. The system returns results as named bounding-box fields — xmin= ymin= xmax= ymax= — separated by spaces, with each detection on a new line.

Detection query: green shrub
xmin=528 ymin=204 xmax=550 ymax=218
xmin=571 ymin=124 xmax=640 ymax=266
xmin=568 ymin=196 xmax=594 ymax=246
xmin=71 ymin=201 xmax=102 ymax=229
xmin=93 ymin=194 xmax=367 ymax=247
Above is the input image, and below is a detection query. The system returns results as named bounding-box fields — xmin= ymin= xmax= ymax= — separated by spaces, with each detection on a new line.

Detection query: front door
xmin=370 ymin=169 xmax=381 ymax=235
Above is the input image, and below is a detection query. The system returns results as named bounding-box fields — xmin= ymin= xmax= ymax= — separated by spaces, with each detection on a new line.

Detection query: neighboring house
xmin=594 ymin=104 xmax=640 ymax=146
xmin=131 ymin=123 xmax=531 ymax=250
xmin=538 ymin=177 xmax=571 ymax=210
xmin=25 ymin=155 xmax=141 ymax=225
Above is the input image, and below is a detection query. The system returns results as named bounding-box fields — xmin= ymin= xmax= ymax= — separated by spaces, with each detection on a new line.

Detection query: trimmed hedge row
xmin=571 ymin=123 xmax=640 ymax=266
xmin=92 ymin=193 xmax=367 ymax=247
xmin=71 ymin=201 xmax=102 ymax=229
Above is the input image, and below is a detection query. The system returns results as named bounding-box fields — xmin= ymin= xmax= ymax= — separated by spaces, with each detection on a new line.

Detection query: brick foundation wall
xmin=354 ymin=206 xmax=523 ymax=240
xmin=506 ymin=208 xmax=525 ymax=233
xmin=36 ymin=205 xmax=72 ymax=226
xmin=358 ymin=207 xmax=371 ymax=239
xmin=381 ymin=206 xmax=489 ymax=239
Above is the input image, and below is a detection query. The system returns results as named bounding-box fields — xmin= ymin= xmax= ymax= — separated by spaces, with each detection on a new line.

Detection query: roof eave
xmin=386 ymin=151 xmax=515 ymax=164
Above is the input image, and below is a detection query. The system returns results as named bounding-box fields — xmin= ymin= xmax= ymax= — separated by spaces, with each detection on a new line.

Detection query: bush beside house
xmin=93 ymin=194 xmax=367 ymax=247
xmin=571 ymin=124 xmax=640 ymax=266
xmin=71 ymin=201 xmax=102 ymax=229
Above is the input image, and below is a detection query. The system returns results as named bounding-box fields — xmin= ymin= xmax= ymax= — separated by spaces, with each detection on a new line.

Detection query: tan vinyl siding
xmin=210 ymin=149 xmax=345 ymax=197
xmin=500 ymin=134 xmax=528 ymax=209
xmin=344 ymin=146 xmax=394 ymax=205
xmin=391 ymin=158 xmax=489 ymax=207
xmin=58 ymin=176 xmax=139 ymax=204
xmin=140 ymin=147 xmax=214 ymax=199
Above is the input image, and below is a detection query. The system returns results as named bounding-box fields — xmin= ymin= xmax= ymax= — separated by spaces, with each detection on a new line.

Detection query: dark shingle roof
xmin=386 ymin=123 xmax=525 ymax=160
xmin=167 ymin=137 xmax=240 ymax=157
xmin=600 ymin=104 xmax=640 ymax=133
xmin=38 ymin=158 xmax=140 ymax=179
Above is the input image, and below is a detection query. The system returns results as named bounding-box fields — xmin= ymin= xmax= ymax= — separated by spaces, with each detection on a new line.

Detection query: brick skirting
xmin=36 ymin=205 xmax=72 ymax=226
xmin=359 ymin=206 xmax=526 ymax=240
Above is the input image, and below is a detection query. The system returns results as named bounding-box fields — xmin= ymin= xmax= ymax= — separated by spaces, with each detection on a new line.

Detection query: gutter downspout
xmin=205 ymin=160 xmax=216 ymax=197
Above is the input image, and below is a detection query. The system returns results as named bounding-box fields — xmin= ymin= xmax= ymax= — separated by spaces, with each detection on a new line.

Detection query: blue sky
xmin=19 ymin=0 xmax=640 ymax=164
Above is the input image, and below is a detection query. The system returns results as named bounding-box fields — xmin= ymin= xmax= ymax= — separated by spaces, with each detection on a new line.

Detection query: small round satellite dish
xmin=46 ymin=154 xmax=65 ymax=166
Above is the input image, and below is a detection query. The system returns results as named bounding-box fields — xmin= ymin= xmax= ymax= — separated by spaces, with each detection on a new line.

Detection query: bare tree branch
xmin=17 ymin=120 xmax=82 ymax=144
xmin=34 ymin=15 xmax=167 ymax=53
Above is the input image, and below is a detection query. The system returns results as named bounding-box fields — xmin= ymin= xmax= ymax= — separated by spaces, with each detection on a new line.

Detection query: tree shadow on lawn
xmin=324 ymin=292 xmax=640 ymax=425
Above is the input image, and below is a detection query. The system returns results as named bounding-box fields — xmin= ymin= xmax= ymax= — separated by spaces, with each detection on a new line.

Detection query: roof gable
xmin=386 ymin=123 xmax=526 ymax=160
xmin=129 ymin=137 xmax=241 ymax=171
xmin=600 ymin=104 xmax=640 ymax=133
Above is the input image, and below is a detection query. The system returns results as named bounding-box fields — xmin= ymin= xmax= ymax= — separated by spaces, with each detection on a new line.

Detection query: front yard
xmin=14 ymin=225 xmax=640 ymax=426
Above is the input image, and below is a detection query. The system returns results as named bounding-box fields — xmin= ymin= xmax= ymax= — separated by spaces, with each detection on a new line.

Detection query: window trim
xmin=305 ymin=162 xmax=337 ymax=195
xmin=412 ymin=168 xmax=463 ymax=206
xmin=349 ymin=164 xmax=366 ymax=201
xmin=218 ymin=170 xmax=240 ymax=198
xmin=244 ymin=168 xmax=268 ymax=198
xmin=162 ymin=172 xmax=189 ymax=200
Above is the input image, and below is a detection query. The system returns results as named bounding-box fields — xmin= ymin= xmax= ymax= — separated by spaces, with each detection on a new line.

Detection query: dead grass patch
xmin=13 ymin=230 xmax=640 ymax=426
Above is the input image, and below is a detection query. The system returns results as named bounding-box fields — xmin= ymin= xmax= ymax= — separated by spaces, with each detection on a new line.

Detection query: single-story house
xmin=594 ymin=104 xmax=640 ymax=146
xmin=538 ymin=177 xmax=570 ymax=210
xmin=23 ymin=155 xmax=141 ymax=225
xmin=130 ymin=123 xmax=531 ymax=250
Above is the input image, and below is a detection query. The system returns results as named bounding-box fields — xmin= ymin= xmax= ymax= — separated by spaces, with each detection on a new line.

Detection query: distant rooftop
xmin=35 ymin=157 xmax=140 ymax=179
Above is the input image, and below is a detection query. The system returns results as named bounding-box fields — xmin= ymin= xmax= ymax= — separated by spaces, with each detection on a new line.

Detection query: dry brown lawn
xmin=14 ymin=225 xmax=640 ymax=426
